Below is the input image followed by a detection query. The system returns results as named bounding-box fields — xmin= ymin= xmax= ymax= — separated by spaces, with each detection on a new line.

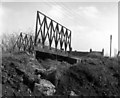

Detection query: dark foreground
xmin=1 ymin=51 xmax=120 ymax=97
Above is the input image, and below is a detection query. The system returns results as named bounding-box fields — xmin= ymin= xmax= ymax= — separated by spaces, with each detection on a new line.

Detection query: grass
xmin=1 ymin=51 xmax=120 ymax=97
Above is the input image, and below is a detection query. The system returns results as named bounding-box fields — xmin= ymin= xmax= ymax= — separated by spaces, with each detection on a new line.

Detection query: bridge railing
xmin=34 ymin=11 xmax=72 ymax=52
xmin=13 ymin=32 xmax=35 ymax=53
xmin=13 ymin=11 xmax=72 ymax=55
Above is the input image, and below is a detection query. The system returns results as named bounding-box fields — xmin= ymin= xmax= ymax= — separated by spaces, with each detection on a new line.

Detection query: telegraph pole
xmin=110 ymin=35 xmax=112 ymax=57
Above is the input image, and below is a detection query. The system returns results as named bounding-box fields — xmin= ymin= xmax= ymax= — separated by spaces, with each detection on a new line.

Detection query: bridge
xmin=13 ymin=11 xmax=77 ymax=64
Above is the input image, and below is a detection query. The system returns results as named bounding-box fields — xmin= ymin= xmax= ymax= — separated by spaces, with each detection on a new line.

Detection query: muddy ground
xmin=1 ymin=51 xmax=120 ymax=97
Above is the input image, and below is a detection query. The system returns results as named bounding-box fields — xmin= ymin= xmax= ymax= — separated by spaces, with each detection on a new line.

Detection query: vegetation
xmin=1 ymin=32 xmax=120 ymax=97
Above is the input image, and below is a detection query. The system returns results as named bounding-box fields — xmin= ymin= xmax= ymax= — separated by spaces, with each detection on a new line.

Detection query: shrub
xmin=1 ymin=33 xmax=18 ymax=52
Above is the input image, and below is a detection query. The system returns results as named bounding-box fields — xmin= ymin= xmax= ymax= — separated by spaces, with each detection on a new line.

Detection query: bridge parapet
xmin=13 ymin=32 xmax=35 ymax=53
xmin=34 ymin=11 xmax=72 ymax=52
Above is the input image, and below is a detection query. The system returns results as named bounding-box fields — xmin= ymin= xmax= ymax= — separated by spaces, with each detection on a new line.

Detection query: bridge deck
xmin=34 ymin=45 xmax=77 ymax=64
xmin=34 ymin=45 xmax=70 ymax=56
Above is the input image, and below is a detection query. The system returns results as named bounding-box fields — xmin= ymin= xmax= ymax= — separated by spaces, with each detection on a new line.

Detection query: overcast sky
xmin=1 ymin=2 xmax=118 ymax=56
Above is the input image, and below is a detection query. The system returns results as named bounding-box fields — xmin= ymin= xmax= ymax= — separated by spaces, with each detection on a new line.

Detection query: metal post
xmin=110 ymin=35 xmax=112 ymax=57
xmin=34 ymin=11 xmax=39 ymax=46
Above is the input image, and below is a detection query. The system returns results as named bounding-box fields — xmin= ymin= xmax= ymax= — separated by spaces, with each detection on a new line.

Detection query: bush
xmin=1 ymin=33 xmax=18 ymax=52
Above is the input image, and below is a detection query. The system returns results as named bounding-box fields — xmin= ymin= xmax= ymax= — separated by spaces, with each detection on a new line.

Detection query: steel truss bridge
xmin=13 ymin=11 xmax=77 ymax=64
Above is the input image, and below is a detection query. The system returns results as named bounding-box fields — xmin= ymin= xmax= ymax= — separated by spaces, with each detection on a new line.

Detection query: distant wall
xmin=70 ymin=49 xmax=104 ymax=57
xmin=70 ymin=51 xmax=89 ymax=57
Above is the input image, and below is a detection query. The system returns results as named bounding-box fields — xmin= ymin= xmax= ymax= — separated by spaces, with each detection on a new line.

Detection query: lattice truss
xmin=34 ymin=11 xmax=72 ymax=52
xmin=14 ymin=33 xmax=34 ymax=53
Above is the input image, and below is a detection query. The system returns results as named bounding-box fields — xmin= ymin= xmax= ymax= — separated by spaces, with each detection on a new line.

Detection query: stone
xmin=70 ymin=91 xmax=77 ymax=96
xmin=34 ymin=79 xmax=56 ymax=96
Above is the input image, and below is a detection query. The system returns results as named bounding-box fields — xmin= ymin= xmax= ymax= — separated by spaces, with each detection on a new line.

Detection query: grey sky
xmin=1 ymin=2 xmax=118 ymax=56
